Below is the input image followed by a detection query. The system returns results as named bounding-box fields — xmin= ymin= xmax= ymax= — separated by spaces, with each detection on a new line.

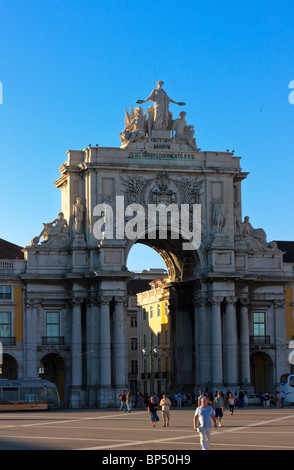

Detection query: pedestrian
xmin=213 ymin=391 xmax=225 ymax=427
xmin=228 ymin=393 xmax=236 ymax=415
xmin=160 ymin=393 xmax=172 ymax=427
xmin=194 ymin=396 xmax=217 ymax=450
xmin=126 ymin=392 xmax=133 ymax=412
xmin=197 ymin=391 xmax=204 ymax=406
xmin=148 ymin=396 xmax=159 ymax=427
xmin=280 ymin=390 xmax=285 ymax=408
xmin=238 ymin=389 xmax=244 ymax=408
xmin=276 ymin=391 xmax=281 ymax=408
xmin=263 ymin=392 xmax=270 ymax=408
xmin=117 ymin=389 xmax=127 ymax=413
xmin=244 ymin=391 xmax=249 ymax=407
xmin=259 ymin=391 xmax=264 ymax=407
xmin=177 ymin=392 xmax=182 ymax=407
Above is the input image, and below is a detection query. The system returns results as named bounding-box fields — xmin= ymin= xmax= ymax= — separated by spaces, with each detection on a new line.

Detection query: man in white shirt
xmin=160 ymin=393 xmax=172 ymax=427
xmin=194 ymin=397 xmax=217 ymax=450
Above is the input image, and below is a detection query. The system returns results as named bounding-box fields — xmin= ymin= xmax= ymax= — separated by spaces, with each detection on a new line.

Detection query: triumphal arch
xmin=23 ymin=81 xmax=289 ymax=407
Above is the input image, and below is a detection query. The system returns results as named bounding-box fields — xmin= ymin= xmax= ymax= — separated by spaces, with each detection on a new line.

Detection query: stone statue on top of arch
xmin=136 ymin=80 xmax=185 ymax=130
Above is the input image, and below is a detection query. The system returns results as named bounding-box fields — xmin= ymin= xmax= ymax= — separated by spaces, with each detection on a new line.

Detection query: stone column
xmin=71 ymin=298 xmax=83 ymax=408
xmin=193 ymin=297 xmax=201 ymax=387
xmin=87 ymin=297 xmax=100 ymax=407
xmin=100 ymin=296 xmax=112 ymax=393
xmin=194 ymin=296 xmax=210 ymax=387
xmin=225 ymin=296 xmax=238 ymax=385
xmin=25 ymin=299 xmax=38 ymax=378
xmin=210 ymin=297 xmax=223 ymax=387
xmin=240 ymin=298 xmax=250 ymax=386
xmin=114 ymin=297 xmax=127 ymax=390
xmin=274 ymin=300 xmax=287 ymax=384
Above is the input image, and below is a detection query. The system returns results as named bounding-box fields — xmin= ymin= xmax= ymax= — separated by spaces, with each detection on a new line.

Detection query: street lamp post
xmin=142 ymin=333 xmax=158 ymax=396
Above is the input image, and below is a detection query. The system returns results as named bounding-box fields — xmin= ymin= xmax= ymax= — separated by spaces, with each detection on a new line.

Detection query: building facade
xmin=1 ymin=82 xmax=294 ymax=407
xmin=137 ymin=277 xmax=171 ymax=396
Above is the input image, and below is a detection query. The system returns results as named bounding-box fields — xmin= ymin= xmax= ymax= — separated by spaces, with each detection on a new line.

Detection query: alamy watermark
xmin=93 ymin=196 xmax=201 ymax=250
xmin=289 ymin=80 xmax=294 ymax=104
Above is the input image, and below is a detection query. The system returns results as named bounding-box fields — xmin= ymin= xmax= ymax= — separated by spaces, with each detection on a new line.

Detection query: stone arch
xmin=125 ymin=235 xmax=205 ymax=283
xmin=250 ymin=351 xmax=274 ymax=394
xmin=1 ymin=353 xmax=18 ymax=379
xmin=39 ymin=353 xmax=66 ymax=405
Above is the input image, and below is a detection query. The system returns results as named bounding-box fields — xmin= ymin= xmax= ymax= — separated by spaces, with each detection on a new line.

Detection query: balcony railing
xmin=42 ymin=336 xmax=65 ymax=345
xmin=0 ymin=337 xmax=16 ymax=346
xmin=250 ymin=335 xmax=271 ymax=345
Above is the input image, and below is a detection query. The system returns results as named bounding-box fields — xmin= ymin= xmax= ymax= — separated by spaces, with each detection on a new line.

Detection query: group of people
xmin=117 ymin=387 xmax=288 ymax=450
xmin=259 ymin=390 xmax=286 ymax=408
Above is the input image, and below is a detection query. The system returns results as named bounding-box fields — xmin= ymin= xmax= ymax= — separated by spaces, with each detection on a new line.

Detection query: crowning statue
xmin=136 ymin=80 xmax=185 ymax=130
xmin=119 ymin=80 xmax=197 ymax=150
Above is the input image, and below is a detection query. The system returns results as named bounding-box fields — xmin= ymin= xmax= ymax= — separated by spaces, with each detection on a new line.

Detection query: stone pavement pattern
xmin=0 ymin=407 xmax=293 ymax=451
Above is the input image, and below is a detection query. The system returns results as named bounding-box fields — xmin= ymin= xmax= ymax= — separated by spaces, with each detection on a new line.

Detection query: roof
xmin=127 ymin=279 xmax=151 ymax=295
xmin=274 ymin=241 xmax=294 ymax=263
xmin=0 ymin=238 xmax=25 ymax=259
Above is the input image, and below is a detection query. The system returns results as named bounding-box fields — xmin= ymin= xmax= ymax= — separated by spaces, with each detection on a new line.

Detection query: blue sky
xmin=0 ymin=0 xmax=293 ymax=271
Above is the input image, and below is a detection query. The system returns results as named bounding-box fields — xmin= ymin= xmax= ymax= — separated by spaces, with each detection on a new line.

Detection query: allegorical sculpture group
xmin=119 ymin=81 xmax=197 ymax=150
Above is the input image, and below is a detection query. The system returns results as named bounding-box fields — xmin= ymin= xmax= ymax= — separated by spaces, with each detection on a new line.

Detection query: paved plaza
xmin=0 ymin=406 xmax=293 ymax=451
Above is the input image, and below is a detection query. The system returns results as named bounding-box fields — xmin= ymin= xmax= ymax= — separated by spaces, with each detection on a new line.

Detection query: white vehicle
xmin=279 ymin=374 xmax=294 ymax=404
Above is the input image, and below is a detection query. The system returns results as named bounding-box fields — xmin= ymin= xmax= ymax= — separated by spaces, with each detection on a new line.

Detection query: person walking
xmin=160 ymin=393 xmax=172 ymax=427
xmin=228 ymin=393 xmax=236 ymax=415
xmin=117 ymin=389 xmax=127 ymax=413
xmin=194 ymin=396 xmax=217 ymax=450
xmin=213 ymin=391 xmax=225 ymax=427
xmin=244 ymin=391 xmax=249 ymax=407
xmin=148 ymin=396 xmax=159 ymax=427
xmin=280 ymin=390 xmax=286 ymax=408
xmin=126 ymin=392 xmax=133 ymax=412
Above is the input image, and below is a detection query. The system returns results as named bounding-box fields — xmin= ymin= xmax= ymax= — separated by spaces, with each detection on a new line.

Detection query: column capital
xmin=71 ymin=297 xmax=84 ymax=306
xmin=26 ymin=299 xmax=39 ymax=308
xmin=100 ymin=295 xmax=112 ymax=305
xmin=209 ymin=296 xmax=223 ymax=306
xmin=239 ymin=297 xmax=250 ymax=307
xmin=226 ymin=295 xmax=237 ymax=305
xmin=193 ymin=296 xmax=208 ymax=307
xmin=115 ymin=296 xmax=128 ymax=306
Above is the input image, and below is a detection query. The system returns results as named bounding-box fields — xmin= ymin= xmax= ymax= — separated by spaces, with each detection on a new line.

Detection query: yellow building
xmin=137 ymin=277 xmax=170 ymax=396
xmin=0 ymin=239 xmax=26 ymax=378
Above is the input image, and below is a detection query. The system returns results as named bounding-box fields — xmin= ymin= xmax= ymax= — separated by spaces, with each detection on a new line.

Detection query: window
xmin=142 ymin=308 xmax=147 ymax=321
xmin=253 ymin=312 xmax=266 ymax=338
xmin=131 ymin=360 xmax=138 ymax=375
xmin=158 ymin=332 xmax=161 ymax=347
xmin=0 ymin=312 xmax=11 ymax=338
xmin=130 ymin=337 xmax=138 ymax=350
xmin=46 ymin=312 xmax=60 ymax=341
xmin=158 ymin=357 xmax=161 ymax=373
xmin=157 ymin=304 xmax=161 ymax=317
xmin=129 ymin=297 xmax=137 ymax=308
xmin=150 ymin=306 xmax=153 ymax=319
xmin=130 ymin=316 xmax=137 ymax=328
xmin=0 ymin=286 xmax=11 ymax=300
xmin=165 ymin=329 xmax=168 ymax=346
